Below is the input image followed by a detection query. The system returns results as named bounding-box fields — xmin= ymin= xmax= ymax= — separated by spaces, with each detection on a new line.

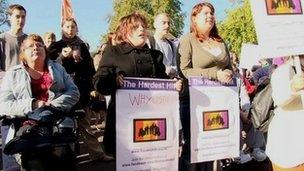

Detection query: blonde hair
xmin=19 ymin=34 xmax=46 ymax=63
xmin=43 ymin=32 xmax=56 ymax=41
xmin=154 ymin=13 xmax=170 ymax=21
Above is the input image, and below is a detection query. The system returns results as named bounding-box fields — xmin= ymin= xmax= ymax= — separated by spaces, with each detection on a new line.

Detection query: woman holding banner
xmin=93 ymin=12 xmax=182 ymax=158
xmin=177 ymin=2 xmax=233 ymax=170
xmin=266 ymin=56 xmax=304 ymax=171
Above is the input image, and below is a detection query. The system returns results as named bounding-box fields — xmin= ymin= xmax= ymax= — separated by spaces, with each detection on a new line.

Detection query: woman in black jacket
xmin=47 ymin=18 xmax=113 ymax=161
xmin=48 ymin=18 xmax=95 ymax=108
xmin=93 ymin=12 xmax=182 ymax=157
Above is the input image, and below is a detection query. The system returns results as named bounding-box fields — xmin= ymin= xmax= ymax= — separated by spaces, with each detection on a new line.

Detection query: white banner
xmin=116 ymin=77 xmax=179 ymax=171
xmin=250 ymin=0 xmax=304 ymax=58
xmin=239 ymin=43 xmax=261 ymax=69
xmin=189 ymin=77 xmax=240 ymax=163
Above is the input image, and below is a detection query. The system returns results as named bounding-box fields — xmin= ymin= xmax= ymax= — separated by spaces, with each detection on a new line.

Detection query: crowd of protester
xmin=1 ymin=2 xmax=304 ymax=171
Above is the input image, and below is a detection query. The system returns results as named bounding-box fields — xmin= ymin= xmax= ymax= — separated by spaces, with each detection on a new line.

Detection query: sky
xmin=1 ymin=0 xmax=237 ymax=52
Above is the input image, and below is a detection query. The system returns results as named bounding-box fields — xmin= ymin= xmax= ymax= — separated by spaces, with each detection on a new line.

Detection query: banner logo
xmin=133 ymin=118 xmax=166 ymax=142
xmin=265 ymin=0 xmax=302 ymax=15
xmin=203 ymin=110 xmax=229 ymax=131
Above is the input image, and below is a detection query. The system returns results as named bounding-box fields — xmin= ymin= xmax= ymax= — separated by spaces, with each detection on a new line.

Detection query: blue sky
xmin=1 ymin=0 xmax=237 ymax=51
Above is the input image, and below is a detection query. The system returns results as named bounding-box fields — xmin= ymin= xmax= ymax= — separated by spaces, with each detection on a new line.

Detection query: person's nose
xmin=17 ymin=17 xmax=22 ymax=23
xmin=206 ymin=13 xmax=213 ymax=19
xmin=165 ymin=22 xmax=170 ymax=28
xmin=138 ymin=25 xmax=145 ymax=32
xmin=32 ymin=43 xmax=40 ymax=50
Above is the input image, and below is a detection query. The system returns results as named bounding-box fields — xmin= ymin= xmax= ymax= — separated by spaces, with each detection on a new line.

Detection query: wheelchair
xmin=1 ymin=106 xmax=85 ymax=171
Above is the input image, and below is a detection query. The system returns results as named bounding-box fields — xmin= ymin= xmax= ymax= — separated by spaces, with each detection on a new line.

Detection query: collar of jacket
xmin=120 ymin=42 xmax=149 ymax=54
xmin=12 ymin=59 xmax=52 ymax=71
xmin=19 ymin=59 xmax=56 ymax=83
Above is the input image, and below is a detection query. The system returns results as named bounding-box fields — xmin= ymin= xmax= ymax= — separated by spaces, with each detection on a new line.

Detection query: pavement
xmin=0 ymin=120 xmax=273 ymax=171
xmin=223 ymin=158 xmax=273 ymax=171
xmin=75 ymin=157 xmax=273 ymax=171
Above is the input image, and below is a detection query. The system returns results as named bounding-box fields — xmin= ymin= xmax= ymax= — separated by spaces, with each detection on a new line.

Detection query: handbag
xmin=250 ymin=82 xmax=275 ymax=132
xmin=3 ymin=106 xmax=63 ymax=155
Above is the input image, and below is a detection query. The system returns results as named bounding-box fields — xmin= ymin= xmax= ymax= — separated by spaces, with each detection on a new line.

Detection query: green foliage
xmin=218 ymin=0 xmax=257 ymax=57
xmin=0 ymin=0 xmax=8 ymax=27
xmin=107 ymin=0 xmax=185 ymax=39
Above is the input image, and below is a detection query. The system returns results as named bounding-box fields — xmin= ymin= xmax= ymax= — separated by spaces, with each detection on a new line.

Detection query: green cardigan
xmin=177 ymin=33 xmax=231 ymax=80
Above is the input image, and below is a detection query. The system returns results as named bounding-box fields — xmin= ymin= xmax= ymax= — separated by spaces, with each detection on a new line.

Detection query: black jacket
xmin=47 ymin=39 xmax=95 ymax=108
xmin=92 ymin=42 xmax=167 ymax=156
xmin=93 ymin=43 xmax=168 ymax=95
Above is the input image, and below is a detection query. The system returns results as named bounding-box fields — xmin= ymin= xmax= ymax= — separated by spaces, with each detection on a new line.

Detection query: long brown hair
xmin=115 ymin=12 xmax=148 ymax=44
xmin=190 ymin=2 xmax=223 ymax=42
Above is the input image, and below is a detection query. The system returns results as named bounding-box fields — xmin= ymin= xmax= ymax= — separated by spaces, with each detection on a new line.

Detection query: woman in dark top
xmin=47 ymin=18 xmax=95 ymax=108
xmin=93 ymin=12 xmax=182 ymax=157
xmin=47 ymin=18 xmax=113 ymax=161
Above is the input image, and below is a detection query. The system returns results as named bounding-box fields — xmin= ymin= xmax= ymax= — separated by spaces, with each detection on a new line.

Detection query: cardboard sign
xmin=250 ymin=0 xmax=304 ymax=58
xmin=116 ymin=78 xmax=179 ymax=171
xmin=189 ymin=77 xmax=240 ymax=163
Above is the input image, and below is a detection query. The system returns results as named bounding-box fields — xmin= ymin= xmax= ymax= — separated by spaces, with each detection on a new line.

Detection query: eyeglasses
xmin=24 ymin=43 xmax=45 ymax=50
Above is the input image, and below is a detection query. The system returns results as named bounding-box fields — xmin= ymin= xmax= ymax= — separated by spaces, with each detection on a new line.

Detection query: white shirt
xmin=266 ymin=62 xmax=304 ymax=168
xmin=155 ymin=38 xmax=175 ymax=63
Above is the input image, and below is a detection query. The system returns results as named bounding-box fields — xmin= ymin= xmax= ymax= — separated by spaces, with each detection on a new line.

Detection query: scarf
xmin=61 ymin=35 xmax=84 ymax=48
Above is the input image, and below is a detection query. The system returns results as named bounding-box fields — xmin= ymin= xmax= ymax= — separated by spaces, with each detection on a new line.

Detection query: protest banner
xmin=250 ymin=0 xmax=304 ymax=58
xmin=239 ymin=43 xmax=261 ymax=70
xmin=189 ymin=77 xmax=240 ymax=163
xmin=61 ymin=0 xmax=75 ymax=23
xmin=250 ymin=0 xmax=304 ymax=104
xmin=116 ymin=77 xmax=179 ymax=171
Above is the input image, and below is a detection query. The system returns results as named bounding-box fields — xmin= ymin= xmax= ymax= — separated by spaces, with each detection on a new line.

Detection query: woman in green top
xmin=177 ymin=2 xmax=233 ymax=171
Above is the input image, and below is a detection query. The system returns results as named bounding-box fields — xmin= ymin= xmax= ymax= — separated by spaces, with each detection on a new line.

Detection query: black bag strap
xmin=250 ymin=83 xmax=276 ymax=132
xmin=165 ymin=38 xmax=174 ymax=53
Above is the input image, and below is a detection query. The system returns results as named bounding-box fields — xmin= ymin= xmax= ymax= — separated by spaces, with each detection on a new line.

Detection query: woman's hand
xmin=116 ymin=74 xmax=124 ymax=87
xmin=178 ymin=146 xmax=183 ymax=157
xmin=32 ymin=100 xmax=50 ymax=109
xmin=245 ymin=69 xmax=252 ymax=79
xmin=72 ymin=49 xmax=82 ymax=62
xmin=61 ymin=47 xmax=72 ymax=58
xmin=174 ymin=79 xmax=183 ymax=92
xmin=291 ymin=73 xmax=304 ymax=92
xmin=217 ymin=69 xmax=233 ymax=84
xmin=166 ymin=67 xmax=177 ymax=78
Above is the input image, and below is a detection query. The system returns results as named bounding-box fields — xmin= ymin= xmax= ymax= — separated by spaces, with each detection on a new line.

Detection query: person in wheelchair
xmin=0 ymin=34 xmax=80 ymax=170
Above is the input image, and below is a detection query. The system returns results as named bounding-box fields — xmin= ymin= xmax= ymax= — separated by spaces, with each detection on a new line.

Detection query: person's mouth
xmin=138 ymin=33 xmax=145 ymax=38
xmin=32 ymin=51 xmax=39 ymax=56
xmin=206 ymin=18 xmax=214 ymax=23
